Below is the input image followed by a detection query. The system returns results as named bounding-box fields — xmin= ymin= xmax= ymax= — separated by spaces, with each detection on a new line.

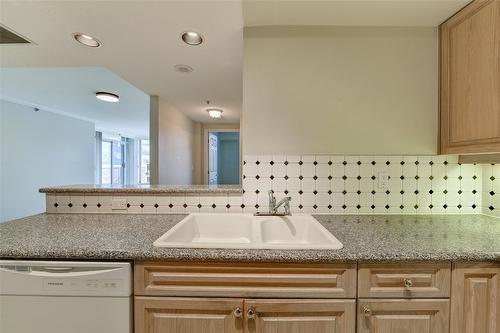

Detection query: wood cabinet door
xmin=244 ymin=299 xmax=356 ymax=333
xmin=440 ymin=0 xmax=500 ymax=154
xmin=135 ymin=297 xmax=244 ymax=333
xmin=357 ymin=299 xmax=449 ymax=333
xmin=451 ymin=263 xmax=500 ymax=333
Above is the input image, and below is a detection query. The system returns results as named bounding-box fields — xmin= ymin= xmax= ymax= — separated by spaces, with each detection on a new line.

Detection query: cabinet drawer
xmin=135 ymin=261 xmax=356 ymax=298
xmin=358 ymin=262 xmax=451 ymax=298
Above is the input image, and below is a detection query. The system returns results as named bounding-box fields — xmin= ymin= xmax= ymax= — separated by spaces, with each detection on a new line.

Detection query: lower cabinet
xmin=450 ymin=263 xmax=500 ymax=333
xmin=135 ymin=297 xmax=356 ymax=333
xmin=357 ymin=299 xmax=450 ymax=333
xmin=245 ymin=299 xmax=356 ymax=333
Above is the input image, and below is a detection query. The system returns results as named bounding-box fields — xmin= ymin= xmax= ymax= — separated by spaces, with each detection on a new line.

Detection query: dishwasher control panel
xmin=43 ymin=278 xmax=124 ymax=291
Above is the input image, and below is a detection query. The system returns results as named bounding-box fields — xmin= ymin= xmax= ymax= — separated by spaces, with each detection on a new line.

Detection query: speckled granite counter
xmin=39 ymin=184 xmax=243 ymax=195
xmin=0 ymin=214 xmax=499 ymax=262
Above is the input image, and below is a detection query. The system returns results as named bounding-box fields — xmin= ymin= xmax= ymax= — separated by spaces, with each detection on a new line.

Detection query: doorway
xmin=206 ymin=131 xmax=240 ymax=185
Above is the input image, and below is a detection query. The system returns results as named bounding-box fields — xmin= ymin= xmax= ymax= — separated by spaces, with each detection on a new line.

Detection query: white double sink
xmin=154 ymin=213 xmax=343 ymax=250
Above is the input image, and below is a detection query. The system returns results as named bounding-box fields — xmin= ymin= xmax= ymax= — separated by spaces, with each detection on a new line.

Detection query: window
xmin=98 ymin=133 xmax=126 ymax=185
xmin=139 ymin=139 xmax=150 ymax=184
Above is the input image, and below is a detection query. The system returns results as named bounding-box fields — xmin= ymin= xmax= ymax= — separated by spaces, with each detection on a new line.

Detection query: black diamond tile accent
xmin=371 ymin=204 xmax=375 ymax=209
xmin=342 ymin=204 xmax=347 ymax=209
xmin=490 ymin=191 xmax=495 ymax=196
xmin=429 ymin=176 xmax=434 ymax=180
xmin=183 ymin=203 xmax=188 ymax=208
xmin=357 ymin=161 xmax=362 ymax=165
xmin=385 ymin=205 xmax=390 ymax=209
xmin=154 ymin=203 xmax=159 ymax=208
xmin=313 ymin=161 xmax=318 ymax=166
xmin=255 ymin=175 xmax=260 ymax=180
xmin=97 ymin=203 xmax=102 ymax=208
xmin=443 ymin=189 xmax=448 ymax=194
xmin=342 ymin=190 xmax=347 ymax=195
xmin=256 ymin=160 xmax=260 ymax=165
xmin=212 ymin=204 xmax=216 ymax=208
xmin=313 ymin=175 xmax=318 ymax=180
xmin=328 ymin=190 xmax=332 ymax=195
xmin=415 ymin=175 xmax=419 ymax=180
xmin=357 ymin=190 xmax=361 ymax=195
xmin=371 ymin=161 xmax=376 ymax=165
xmin=386 ymin=190 xmax=390 ymax=195
xmin=68 ymin=203 xmax=73 ymax=208
xmin=444 ymin=161 xmax=448 ymax=165
xmin=429 ymin=161 xmax=434 ymax=165
xmin=458 ymin=175 xmax=463 ymax=180
xmin=313 ymin=190 xmax=318 ymax=195
xmin=54 ymin=203 xmax=59 ymax=208
xmin=243 ymin=161 xmax=246 ymax=165
xmin=270 ymin=161 xmax=274 ymax=165
xmin=255 ymin=204 xmax=260 ymax=209
xmin=371 ymin=175 xmax=376 ymax=180
xmin=490 ymin=206 xmax=495 ymax=211
xmin=240 ymin=204 xmax=245 ymax=209
xmin=299 ymin=175 xmax=304 ymax=180
xmin=400 ymin=175 xmax=405 ymax=180
xmin=414 ymin=205 xmax=419 ymax=209
xmin=443 ymin=204 xmax=448 ymax=209
xmin=328 ymin=161 xmax=332 ymax=165
xmin=472 ymin=190 xmax=477 ymax=194
xmin=243 ymin=175 xmax=246 ymax=179
xmin=386 ymin=161 xmax=391 ymax=165
xmin=357 ymin=176 xmax=362 ymax=180
xmin=414 ymin=190 xmax=419 ymax=195
xmin=457 ymin=204 xmax=462 ymax=209
xmin=400 ymin=161 xmax=405 ymax=165
xmin=298 ymin=161 xmax=303 ymax=165
xmin=371 ymin=190 xmax=376 ymax=195
xmin=491 ymin=176 xmax=496 ymax=181
xmin=328 ymin=175 xmax=332 ymax=180
xmin=169 ymin=204 xmax=173 ymax=208
xmin=472 ymin=204 xmax=477 ymax=209
xmin=342 ymin=175 xmax=347 ymax=180
xmin=400 ymin=190 xmax=405 ymax=195
xmin=415 ymin=161 xmax=419 ymax=165
xmin=400 ymin=205 xmax=404 ymax=210
xmin=342 ymin=161 xmax=347 ymax=166
xmin=458 ymin=190 xmax=463 ymax=195
xmin=197 ymin=204 xmax=202 ymax=209
xmin=444 ymin=176 xmax=448 ymax=180
xmin=356 ymin=204 xmax=361 ymax=209
xmin=473 ymin=175 xmax=477 ymax=180
xmin=328 ymin=204 xmax=332 ymax=209
xmin=226 ymin=204 xmax=231 ymax=209
xmin=83 ymin=203 xmax=88 ymax=208
xmin=429 ymin=189 xmax=434 ymax=194
xmin=255 ymin=189 xmax=260 ymax=194
xmin=298 ymin=190 xmax=303 ymax=195
xmin=284 ymin=175 xmax=289 ymax=180
xmin=429 ymin=204 xmax=434 ymax=209
xmin=298 ymin=204 xmax=303 ymax=209
xmin=270 ymin=175 xmax=275 ymax=180
xmin=284 ymin=161 xmax=289 ymax=165
xmin=313 ymin=204 xmax=318 ymax=209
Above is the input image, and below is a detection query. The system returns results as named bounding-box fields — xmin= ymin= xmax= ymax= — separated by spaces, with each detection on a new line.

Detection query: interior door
xmin=208 ymin=132 xmax=218 ymax=185
xmin=244 ymin=299 xmax=355 ymax=333
xmin=135 ymin=297 xmax=243 ymax=333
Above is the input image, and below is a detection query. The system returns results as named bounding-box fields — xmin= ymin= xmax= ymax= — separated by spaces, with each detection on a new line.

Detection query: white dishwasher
xmin=0 ymin=260 xmax=132 ymax=333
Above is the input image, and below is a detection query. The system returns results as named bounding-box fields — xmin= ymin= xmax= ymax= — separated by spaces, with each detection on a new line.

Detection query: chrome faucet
xmin=254 ymin=190 xmax=291 ymax=216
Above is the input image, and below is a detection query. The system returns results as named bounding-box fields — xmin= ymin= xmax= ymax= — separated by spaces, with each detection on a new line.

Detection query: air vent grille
xmin=0 ymin=26 xmax=30 ymax=44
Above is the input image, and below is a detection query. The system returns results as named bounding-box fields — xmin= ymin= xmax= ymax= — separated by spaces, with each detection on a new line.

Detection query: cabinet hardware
xmin=362 ymin=306 xmax=372 ymax=316
xmin=246 ymin=307 xmax=256 ymax=319
xmin=233 ymin=307 xmax=242 ymax=318
xmin=404 ymin=278 xmax=413 ymax=288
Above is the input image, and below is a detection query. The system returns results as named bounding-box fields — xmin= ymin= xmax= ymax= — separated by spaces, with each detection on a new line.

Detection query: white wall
xmin=157 ymin=98 xmax=197 ymax=185
xmin=243 ymin=26 xmax=438 ymax=155
xmin=0 ymin=100 xmax=95 ymax=222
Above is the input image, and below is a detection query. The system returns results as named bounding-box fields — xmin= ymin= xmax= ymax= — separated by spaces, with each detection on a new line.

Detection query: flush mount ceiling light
xmin=181 ymin=31 xmax=203 ymax=45
xmin=174 ymin=64 xmax=193 ymax=73
xmin=96 ymin=92 xmax=119 ymax=103
xmin=72 ymin=32 xmax=101 ymax=47
xmin=207 ymin=108 xmax=223 ymax=119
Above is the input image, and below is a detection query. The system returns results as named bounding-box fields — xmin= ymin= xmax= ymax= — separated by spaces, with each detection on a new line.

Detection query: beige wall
xmin=243 ymin=26 xmax=438 ymax=155
xmin=157 ymin=98 xmax=197 ymax=185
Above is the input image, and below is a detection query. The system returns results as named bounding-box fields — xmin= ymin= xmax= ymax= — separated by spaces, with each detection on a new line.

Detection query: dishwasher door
xmin=0 ymin=260 xmax=132 ymax=333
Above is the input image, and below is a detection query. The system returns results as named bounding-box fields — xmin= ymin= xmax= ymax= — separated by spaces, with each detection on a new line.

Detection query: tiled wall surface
xmin=46 ymin=155 xmax=494 ymax=216
xmin=482 ymin=164 xmax=500 ymax=218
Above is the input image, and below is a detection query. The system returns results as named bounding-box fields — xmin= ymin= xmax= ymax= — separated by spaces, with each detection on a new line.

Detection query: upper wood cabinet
xmin=440 ymin=0 xmax=500 ymax=154
xmin=450 ymin=262 xmax=500 ymax=333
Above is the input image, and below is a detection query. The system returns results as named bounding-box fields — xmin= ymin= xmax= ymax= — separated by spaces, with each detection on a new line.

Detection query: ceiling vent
xmin=0 ymin=25 xmax=31 ymax=44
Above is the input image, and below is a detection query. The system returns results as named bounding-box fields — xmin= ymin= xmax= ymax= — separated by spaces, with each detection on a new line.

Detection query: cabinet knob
xmin=404 ymin=278 xmax=413 ymax=288
xmin=246 ymin=307 xmax=256 ymax=319
xmin=233 ymin=307 xmax=243 ymax=318
xmin=362 ymin=306 xmax=372 ymax=316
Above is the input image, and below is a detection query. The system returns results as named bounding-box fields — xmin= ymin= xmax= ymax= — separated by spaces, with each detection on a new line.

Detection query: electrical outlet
xmin=111 ymin=198 xmax=127 ymax=210
xmin=378 ymin=171 xmax=389 ymax=189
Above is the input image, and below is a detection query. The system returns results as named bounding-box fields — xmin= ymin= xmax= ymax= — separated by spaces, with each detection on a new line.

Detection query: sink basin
xmin=153 ymin=213 xmax=343 ymax=250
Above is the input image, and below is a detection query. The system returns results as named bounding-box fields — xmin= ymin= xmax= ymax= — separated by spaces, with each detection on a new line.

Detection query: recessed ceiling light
xmin=72 ymin=32 xmax=101 ymax=47
xmin=96 ymin=92 xmax=119 ymax=103
xmin=181 ymin=31 xmax=203 ymax=45
xmin=207 ymin=108 xmax=223 ymax=119
xmin=174 ymin=64 xmax=193 ymax=73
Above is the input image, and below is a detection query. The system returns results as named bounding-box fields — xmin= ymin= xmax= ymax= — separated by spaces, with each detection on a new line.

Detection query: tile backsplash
xmin=45 ymin=154 xmax=500 ymax=216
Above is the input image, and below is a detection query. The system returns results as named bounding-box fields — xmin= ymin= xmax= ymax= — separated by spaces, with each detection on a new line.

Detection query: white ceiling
xmin=0 ymin=0 xmax=243 ymax=125
xmin=0 ymin=67 xmax=150 ymax=138
xmin=243 ymin=0 xmax=471 ymax=27
xmin=0 ymin=0 xmax=470 ymax=134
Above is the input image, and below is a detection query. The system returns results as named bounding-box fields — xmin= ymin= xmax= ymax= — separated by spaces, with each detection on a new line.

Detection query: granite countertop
xmin=39 ymin=184 xmax=243 ymax=195
xmin=1 ymin=214 xmax=499 ymax=262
